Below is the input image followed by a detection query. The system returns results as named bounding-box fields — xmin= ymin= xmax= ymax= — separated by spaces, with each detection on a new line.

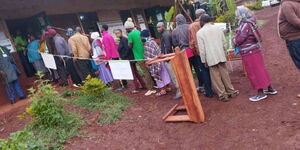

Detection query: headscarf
xmin=66 ymin=28 xmax=74 ymax=37
xmin=90 ymin=32 xmax=100 ymax=40
xmin=124 ymin=18 xmax=135 ymax=29
xmin=236 ymin=6 xmax=256 ymax=25
xmin=46 ymin=29 xmax=57 ymax=37
xmin=175 ymin=14 xmax=187 ymax=26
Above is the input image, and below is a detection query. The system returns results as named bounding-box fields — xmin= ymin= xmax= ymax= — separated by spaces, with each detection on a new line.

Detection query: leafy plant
xmin=0 ymin=131 xmax=46 ymax=150
xmin=81 ymin=75 xmax=106 ymax=98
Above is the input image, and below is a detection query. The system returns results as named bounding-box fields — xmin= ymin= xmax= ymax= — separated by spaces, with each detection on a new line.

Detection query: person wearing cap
xmin=156 ymin=22 xmax=181 ymax=99
xmin=142 ymin=30 xmax=171 ymax=96
xmin=124 ymin=18 xmax=156 ymax=95
xmin=189 ymin=9 xmax=214 ymax=98
xmin=197 ymin=14 xmax=239 ymax=102
xmin=47 ymin=29 xmax=70 ymax=86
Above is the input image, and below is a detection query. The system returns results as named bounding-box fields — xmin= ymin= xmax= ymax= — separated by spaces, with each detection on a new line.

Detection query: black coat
xmin=118 ymin=36 xmax=134 ymax=60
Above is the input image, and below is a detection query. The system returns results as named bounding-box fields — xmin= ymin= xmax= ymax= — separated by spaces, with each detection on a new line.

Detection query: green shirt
xmin=128 ymin=30 xmax=144 ymax=60
xmin=13 ymin=36 xmax=27 ymax=51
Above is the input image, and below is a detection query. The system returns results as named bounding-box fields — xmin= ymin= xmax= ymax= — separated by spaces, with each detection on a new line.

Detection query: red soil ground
xmin=0 ymin=6 xmax=299 ymax=150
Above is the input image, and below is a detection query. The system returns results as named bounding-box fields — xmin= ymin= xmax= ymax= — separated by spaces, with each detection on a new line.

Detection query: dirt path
xmin=0 ymin=6 xmax=299 ymax=150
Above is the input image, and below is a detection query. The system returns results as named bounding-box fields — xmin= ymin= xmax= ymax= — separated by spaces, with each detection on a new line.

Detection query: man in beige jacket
xmin=68 ymin=27 xmax=91 ymax=58
xmin=197 ymin=14 xmax=239 ymax=101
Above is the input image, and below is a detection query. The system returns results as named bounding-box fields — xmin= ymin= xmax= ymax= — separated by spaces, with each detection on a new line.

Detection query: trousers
xmin=165 ymin=61 xmax=181 ymax=94
xmin=137 ymin=61 xmax=154 ymax=90
xmin=198 ymin=57 xmax=214 ymax=96
xmin=54 ymin=56 xmax=68 ymax=84
xmin=209 ymin=62 xmax=235 ymax=98
xmin=5 ymin=79 xmax=24 ymax=101
xmin=286 ymin=38 xmax=300 ymax=71
xmin=189 ymin=55 xmax=203 ymax=87
xmin=65 ymin=57 xmax=82 ymax=85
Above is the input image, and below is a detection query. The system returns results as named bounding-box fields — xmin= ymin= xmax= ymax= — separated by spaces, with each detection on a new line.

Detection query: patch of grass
xmin=68 ymin=89 xmax=132 ymax=124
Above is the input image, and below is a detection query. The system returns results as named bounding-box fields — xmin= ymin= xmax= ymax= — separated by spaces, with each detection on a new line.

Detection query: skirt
xmin=32 ymin=59 xmax=48 ymax=73
xmin=98 ymin=63 xmax=113 ymax=84
xmin=242 ymin=51 xmax=271 ymax=90
xmin=155 ymin=62 xmax=171 ymax=88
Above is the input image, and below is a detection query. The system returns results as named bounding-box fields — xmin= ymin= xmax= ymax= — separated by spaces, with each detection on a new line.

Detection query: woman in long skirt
xmin=233 ymin=6 xmax=277 ymax=102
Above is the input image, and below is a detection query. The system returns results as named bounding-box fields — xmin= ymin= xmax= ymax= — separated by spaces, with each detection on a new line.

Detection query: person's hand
xmin=204 ymin=63 xmax=208 ymax=68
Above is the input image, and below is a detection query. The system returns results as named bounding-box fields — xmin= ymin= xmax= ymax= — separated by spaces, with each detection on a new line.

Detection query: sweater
xmin=278 ymin=0 xmax=300 ymax=41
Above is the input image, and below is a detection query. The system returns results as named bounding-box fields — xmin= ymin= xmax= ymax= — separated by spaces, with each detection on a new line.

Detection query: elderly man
xmin=172 ymin=14 xmax=203 ymax=93
xmin=69 ymin=27 xmax=95 ymax=81
xmin=189 ymin=9 xmax=214 ymax=97
xmin=156 ymin=22 xmax=181 ymax=99
xmin=278 ymin=0 xmax=300 ymax=98
xmin=197 ymin=14 xmax=239 ymax=102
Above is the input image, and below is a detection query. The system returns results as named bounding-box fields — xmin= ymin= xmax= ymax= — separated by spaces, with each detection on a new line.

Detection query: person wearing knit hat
xmin=142 ymin=30 xmax=171 ymax=97
xmin=124 ymin=18 xmax=135 ymax=29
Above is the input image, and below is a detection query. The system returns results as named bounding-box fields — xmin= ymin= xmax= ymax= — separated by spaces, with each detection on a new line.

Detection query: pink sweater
xmin=102 ymin=31 xmax=119 ymax=59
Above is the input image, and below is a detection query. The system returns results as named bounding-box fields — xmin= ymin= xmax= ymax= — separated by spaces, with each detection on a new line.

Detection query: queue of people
xmin=5 ymin=3 xmax=300 ymax=105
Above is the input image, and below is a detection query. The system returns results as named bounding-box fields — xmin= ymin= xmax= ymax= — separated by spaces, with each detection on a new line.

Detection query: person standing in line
xmin=47 ymin=29 xmax=70 ymax=86
xmin=156 ymin=22 xmax=181 ymax=99
xmin=0 ymin=46 xmax=26 ymax=104
xmin=278 ymin=0 xmax=300 ymax=98
xmin=197 ymin=14 xmax=239 ymax=102
xmin=190 ymin=9 xmax=214 ymax=98
xmin=172 ymin=14 xmax=203 ymax=92
xmin=234 ymin=6 xmax=277 ymax=101
xmin=141 ymin=30 xmax=171 ymax=96
xmin=124 ymin=18 xmax=156 ymax=96
xmin=68 ymin=27 xmax=95 ymax=80
xmin=27 ymin=34 xmax=48 ymax=73
xmin=90 ymin=32 xmax=114 ymax=85
xmin=101 ymin=24 xmax=120 ymax=60
xmin=115 ymin=29 xmax=146 ymax=92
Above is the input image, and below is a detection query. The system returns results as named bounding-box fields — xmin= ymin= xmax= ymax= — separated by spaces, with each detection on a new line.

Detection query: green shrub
xmin=0 ymin=131 xmax=46 ymax=150
xmin=222 ymin=11 xmax=236 ymax=25
xmin=81 ymin=75 xmax=106 ymax=98
xmin=245 ymin=3 xmax=263 ymax=10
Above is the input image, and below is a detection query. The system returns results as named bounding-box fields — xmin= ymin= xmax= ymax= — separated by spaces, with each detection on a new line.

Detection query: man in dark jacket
xmin=278 ymin=0 xmax=300 ymax=97
xmin=157 ymin=22 xmax=181 ymax=99
xmin=0 ymin=46 xmax=26 ymax=104
xmin=115 ymin=29 xmax=146 ymax=92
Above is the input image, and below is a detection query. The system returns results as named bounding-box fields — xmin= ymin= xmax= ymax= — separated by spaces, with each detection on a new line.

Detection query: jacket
xmin=0 ymin=46 xmax=19 ymax=84
xmin=27 ymin=40 xmax=42 ymax=63
xmin=197 ymin=23 xmax=227 ymax=67
xmin=53 ymin=34 xmax=71 ymax=56
xmin=160 ymin=30 xmax=173 ymax=54
xmin=172 ymin=14 xmax=190 ymax=50
xmin=278 ymin=0 xmax=300 ymax=41
xmin=189 ymin=19 xmax=201 ymax=56
xmin=233 ymin=21 xmax=261 ymax=56
xmin=118 ymin=36 xmax=134 ymax=60
xmin=102 ymin=31 xmax=119 ymax=59
xmin=68 ymin=33 xmax=91 ymax=58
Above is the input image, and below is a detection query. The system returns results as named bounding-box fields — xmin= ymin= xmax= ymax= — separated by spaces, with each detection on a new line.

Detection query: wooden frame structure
xmin=147 ymin=48 xmax=205 ymax=123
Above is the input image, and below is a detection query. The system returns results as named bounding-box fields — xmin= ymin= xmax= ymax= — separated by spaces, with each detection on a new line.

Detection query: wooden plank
xmin=162 ymin=104 xmax=179 ymax=121
xmin=175 ymin=105 xmax=186 ymax=111
xmin=165 ymin=115 xmax=191 ymax=122
xmin=170 ymin=48 xmax=205 ymax=123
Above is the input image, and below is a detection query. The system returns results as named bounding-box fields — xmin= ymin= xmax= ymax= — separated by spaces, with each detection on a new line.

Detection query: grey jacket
xmin=160 ymin=30 xmax=173 ymax=54
xmin=53 ymin=34 xmax=71 ymax=56
xmin=0 ymin=46 xmax=19 ymax=84
xmin=172 ymin=14 xmax=190 ymax=50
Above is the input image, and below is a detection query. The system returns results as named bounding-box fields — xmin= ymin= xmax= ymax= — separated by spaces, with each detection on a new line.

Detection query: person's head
xmin=114 ymin=29 xmax=123 ymax=38
xmin=235 ymin=5 xmax=254 ymax=23
xmin=46 ymin=25 xmax=52 ymax=31
xmin=28 ymin=34 xmax=36 ymax=42
xmin=16 ymin=30 xmax=21 ymax=36
xmin=90 ymin=32 xmax=100 ymax=40
xmin=46 ymin=29 xmax=57 ymax=38
xmin=156 ymin=22 xmax=165 ymax=33
xmin=66 ymin=28 xmax=74 ymax=37
xmin=75 ymin=27 xmax=82 ymax=33
xmin=200 ymin=14 xmax=212 ymax=27
xmin=175 ymin=14 xmax=187 ymax=26
xmin=102 ymin=24 xmax=109 ymax=33
xmin=124 ymin=18 xmax=135 ymax=33
xmin=140 ymin=30 xmax=150 ymax=43
xmin=195 ymin=9 xmax=206 ymax=19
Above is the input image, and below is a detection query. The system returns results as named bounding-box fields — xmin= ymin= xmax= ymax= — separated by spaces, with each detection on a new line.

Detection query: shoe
xmin=73 ymin=84 xmax=80 ymax=88
xmin=144 ymin=90 xmax=157 ymax=96
xmin=131 ymin=90 xmax=139 ymax=94
xmin=10 ymin=99 xmax=16 ymax=104
xmin=196 ymin=87 xmax=204 ymax=92
xmin=115 ymin=87 xmax=124 ymax=92
xmin=229 ymin=90 xmax=240 ymax=98
xmin=263 ymin=89 xmax=278 ymax=95
xmin=19 ymin=96 xmax=27 ymax=100
xmin=249 ymin=95 xmax=268 ymax=102
xmin=219 ymin=96 xmax=230 ymax=102
xmin=204 ymin=93 xmax=214 ymax=98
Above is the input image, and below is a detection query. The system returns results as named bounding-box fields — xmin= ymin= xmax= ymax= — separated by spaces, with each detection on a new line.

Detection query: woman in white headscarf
xmin=90 ymin=32 xmax=113 ymax=84
xmin=233 ymin=6 xmax=277 ymax=102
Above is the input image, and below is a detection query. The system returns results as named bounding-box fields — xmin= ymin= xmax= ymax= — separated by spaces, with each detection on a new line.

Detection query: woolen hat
xmin=124 ymin=18 xmax=135 ymax=29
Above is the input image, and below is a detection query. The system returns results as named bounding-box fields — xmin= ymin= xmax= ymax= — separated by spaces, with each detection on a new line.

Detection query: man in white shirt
xmin=197 ymin=14 xmax=239 ymax=102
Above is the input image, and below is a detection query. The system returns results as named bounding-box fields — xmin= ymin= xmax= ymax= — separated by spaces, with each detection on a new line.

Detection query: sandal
xmin=156 ymin=89 xmax=167 ymax=97
xmin=229 ymin=90 xmax=240 ymax=98
xmin=166 ymin=87 xmax=172 ymax=92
